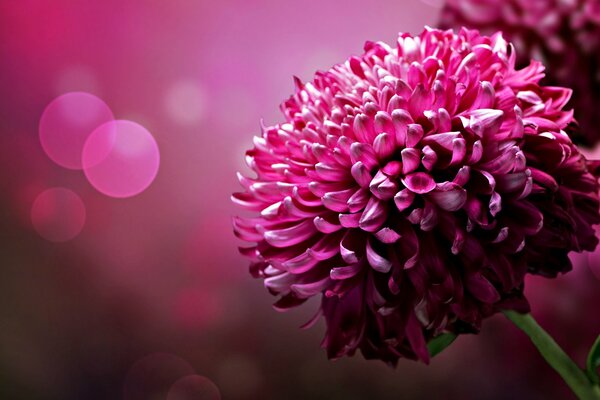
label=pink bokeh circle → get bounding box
[123,353,195,400]
[82,120,160,198]
[30,187,86,242]
[39,92,114,169]
[167,375,221,400]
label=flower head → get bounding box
[440,0,600,147]
[232,28,600,365]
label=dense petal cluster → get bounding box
[232,28,600,365]
[439,0,600,146]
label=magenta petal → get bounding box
[453,166,471,186]
[407,208,423,224]
[391,109,412,145]
[401,148,421,174]
[282,197,319,219]
[264,272,294,293]
[420,202,438,231]
[251,182,296,201]
[353,113,375,143]
[421,132,461,151]
[340,247,359,264]
[264,220,317,247]
[260,201,282,219]
[374,111,395,135]
[283,251,319,274]
[373,132,395,160]
[517,176,533,199]
[351,161,372,188]
[291,276,330,298]
[428,183,467,211]
[340,235,360,264]
[369,170,387,192]
[238,246,259,260]
[479,146,518,175]
[232,217,264,242]
[406,312,429,364]
[489,191,502,216]
[350,142,379,169]
[450,138,467,165]
[406,124,424,147]
[309,233,343,260]
[347,187,370,212]
[311,143,334,164]
[293,186,322,207]
[366,240,392,273]
[492,226,509,243]
[472,169,496,194]
[299,308,323,330]
[349,56,366,78]
[421,145,438,171]
[465,273,501,303]
[496,170,531,193]
[272,294,307,311]
[408,83,431,118]
[359,197,388,232]
[309,181,347,197]
[524,116,559,131]
[339,212,362,228]
[231,192,265,211]
[394,77,412,98]
[530,168,559,192]
[313,216,342,233]
[330,263,362,280]
[408,63,426,88]
[469,109,504,136]
[370,171,398,200]
[451,229,465,255]
[394,188,415,211]
[476,81,495,109]
[437,107,451,132]
[315,162,349,181]
[322,188,355,212]
[375,179,399,201]
[382,160,402,177]
[388,94,408,114]
[402,172,436,194]
[375,227,402,243]
[468,140,483,164]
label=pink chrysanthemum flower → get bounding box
[440,0,600,147]
[232,28,600,365]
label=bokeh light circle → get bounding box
[123,353,195,400]
[39,92,114,169]
[167,375,221,400]
[30,187,86,242]
[165,80,206,126]
[82,120,160,198]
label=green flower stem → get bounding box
[503,310,600,400]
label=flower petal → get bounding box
[428,183,467,211]
[366,240,392,273]
[359,197,388,232]
[402,172,436,194]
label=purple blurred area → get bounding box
[0,1,598,399]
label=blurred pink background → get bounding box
[1,1,598,399]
